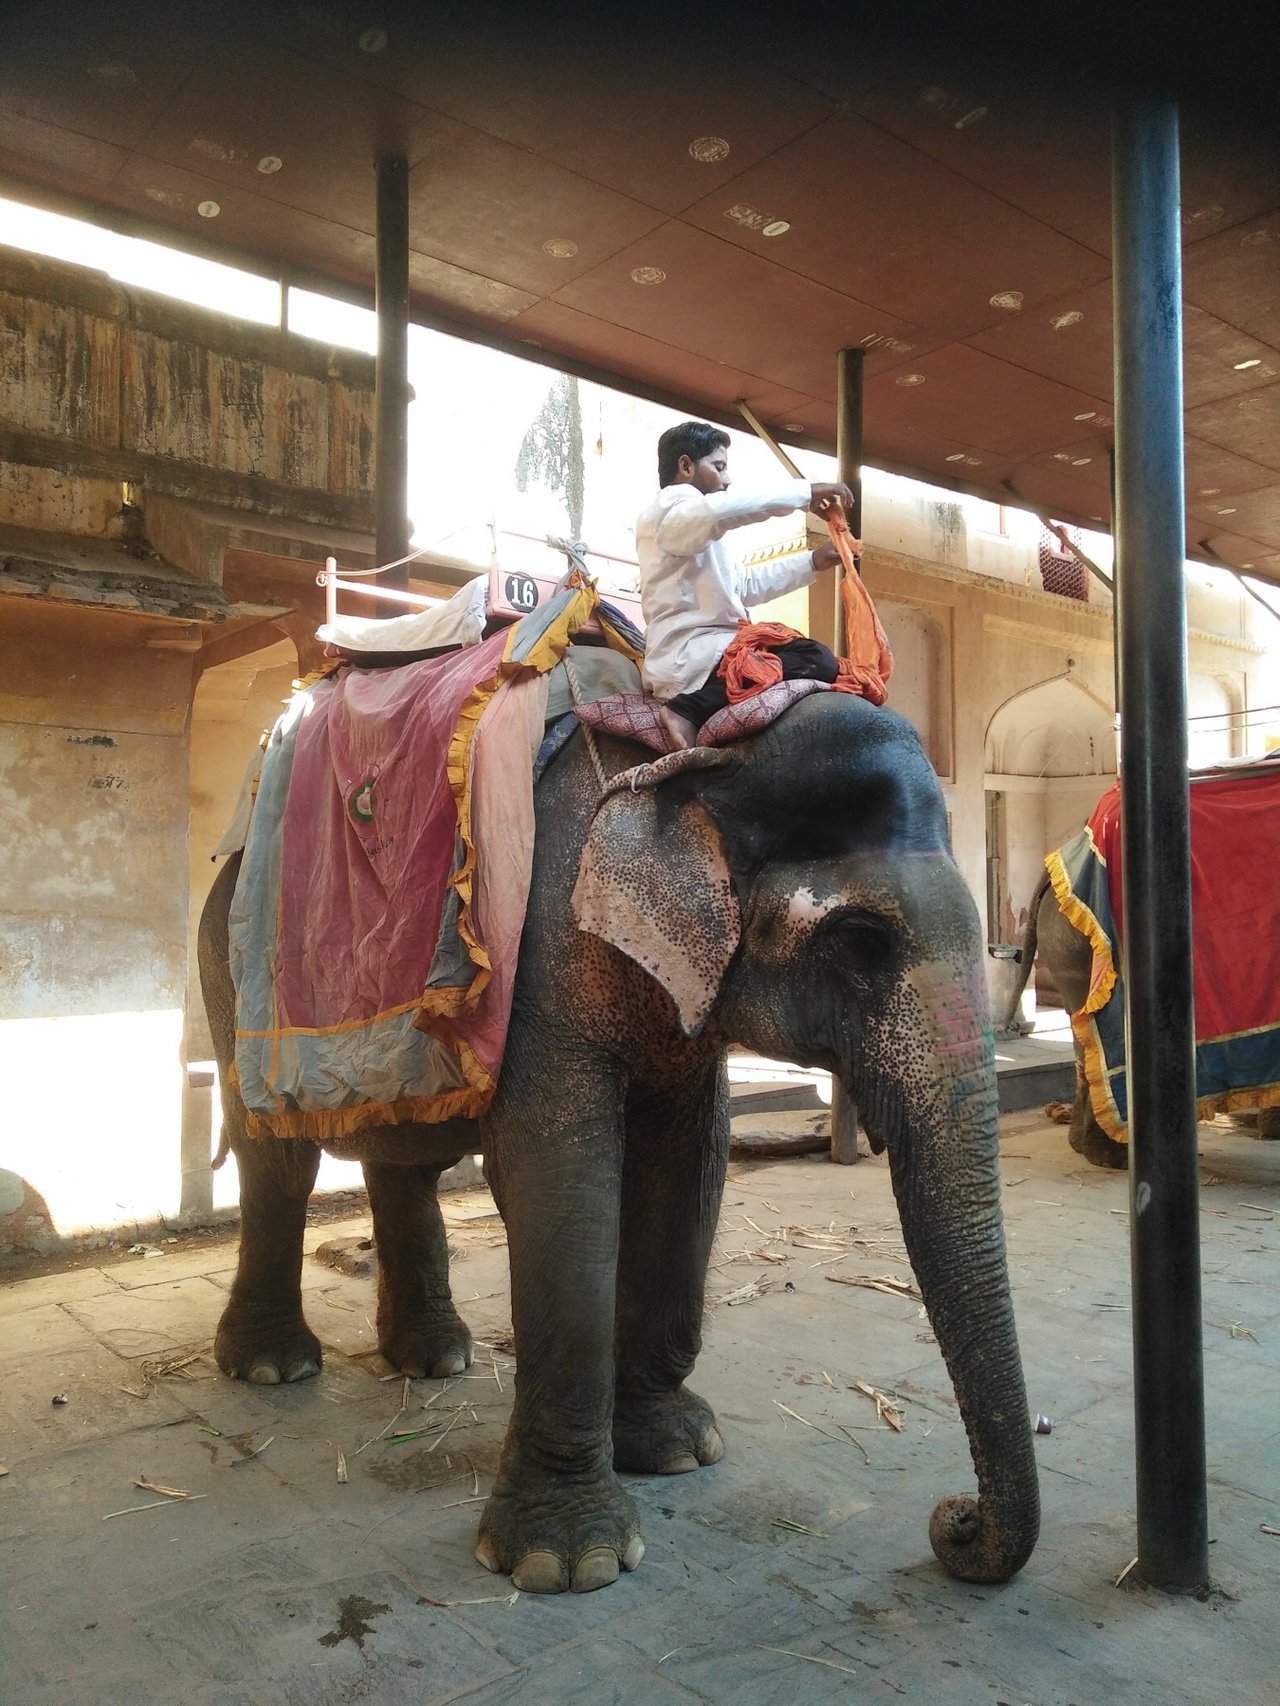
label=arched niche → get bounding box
[984,672,1117,989]
[1187,673,1241,768]
[985,673,1116,780]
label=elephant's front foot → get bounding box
[1069,1119,1129,1170]
[475,1450,644,1594]
[377,1306,474,1379]
[215,1301,322,1385]
[612,1385,724,1475]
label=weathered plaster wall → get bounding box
[0,601,190,1250]
[0,252,378,1252]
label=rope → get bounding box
[561,649,609,792]
[546,535,589,566]
[323,542,442,580]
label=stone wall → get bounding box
[0,249,375,544]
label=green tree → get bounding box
[514,374,585,539]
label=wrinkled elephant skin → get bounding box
[200,694,1039,1593]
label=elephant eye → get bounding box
[822,907,896,961]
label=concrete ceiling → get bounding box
[2,2,1278,579]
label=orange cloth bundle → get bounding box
[716,511,894,706]
[717,619,798,700]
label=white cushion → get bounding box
[316,573,488,654]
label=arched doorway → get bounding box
[984,670,1117,1015]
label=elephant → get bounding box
[199,689,1039,1593]
[998,867,1280,1168]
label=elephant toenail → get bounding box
[247,1364,281,1385]
[474,1536,502,1575]
[572,1548,620,1593]
[512,1551,570,1594]
[700,1427,724,1464]
[660,1452,700,1474]
[621,1535,645,1572]
[430,1352,468,1377]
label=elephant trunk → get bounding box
[867,963,1040,1583]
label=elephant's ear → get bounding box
[571,749,739,1036]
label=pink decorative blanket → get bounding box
[232,632,549,1138]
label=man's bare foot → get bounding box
[657,706,697,751]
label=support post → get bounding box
[1112,96,1208,1593]
[375,154,411,594]
[837,347,865,563]
[830,346,866,1165]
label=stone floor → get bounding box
[1,1110,1277,1705]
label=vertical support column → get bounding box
[830,346,866,1166]
[376,154,411,593]
[1112,96,1208,1592]
[837,346,865,557]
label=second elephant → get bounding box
[999,868,1280,1168]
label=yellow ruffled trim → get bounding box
[1045,846,1126,1141]
[1068,1009,1126,1141]
[1200,1082,1280,1121]
[1045,846,1116,1017]
[417,576,605,1034]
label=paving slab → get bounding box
[1,1108,1276,1705]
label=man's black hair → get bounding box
[657,421,731,487]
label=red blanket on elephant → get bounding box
[1047,764,1280,1139]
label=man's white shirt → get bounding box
[636,479,818,701]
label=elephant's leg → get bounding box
[611,1060,728,1475]
[216,1129,323,1384]
[364,1160,473,1378]
[475,1079,642,1595]
[201,852,322,1383]
[1066,1048,1128,1170]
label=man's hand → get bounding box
[810,542,842,574]
[809,481,854,517]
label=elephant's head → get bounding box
[572,693,1039,1583]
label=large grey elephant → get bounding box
[999,867,1280,1168]
[200,691,1039,1592]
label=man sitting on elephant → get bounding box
[636,420,854,750]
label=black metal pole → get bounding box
[375,154,411,593]
[830,346,866,1165]
[1112,96,1208,1593]
[838,346,865,550]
